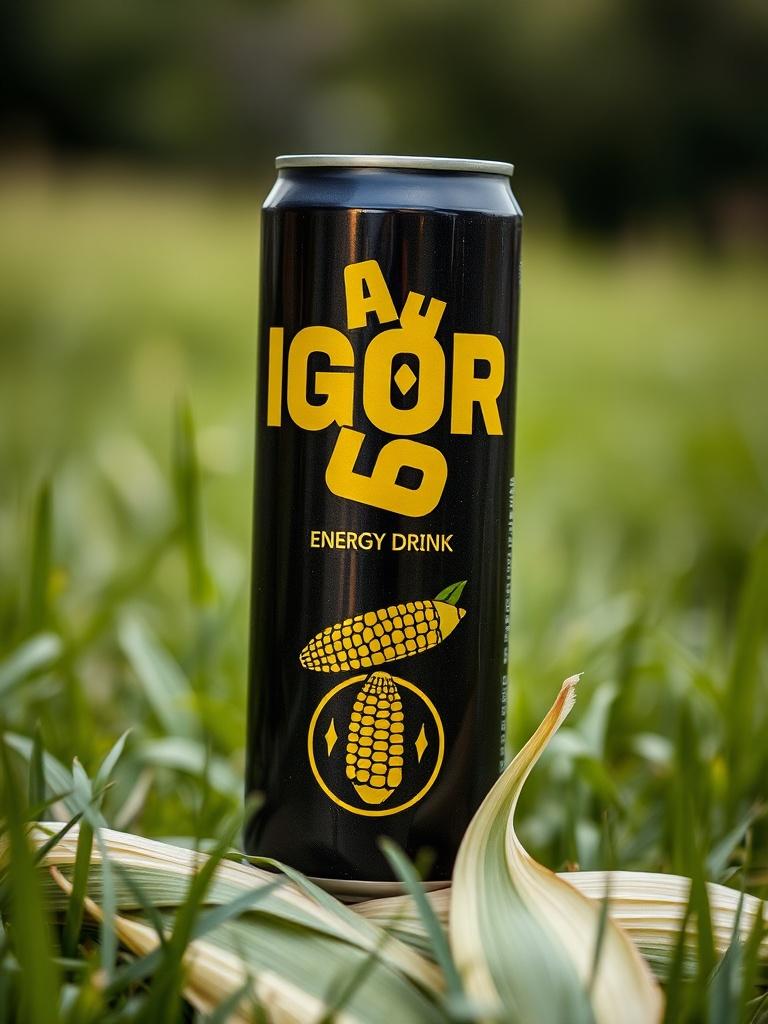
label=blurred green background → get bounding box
[0,0,767,878]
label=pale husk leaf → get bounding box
[355,876,768,981]
[449,676,663,1023]
[25,825,444,1024]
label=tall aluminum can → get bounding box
[245,155,522,893]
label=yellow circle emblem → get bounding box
[307,672,445,817]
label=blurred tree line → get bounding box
[2,0,767,236]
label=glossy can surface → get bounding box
[245,158,522,884]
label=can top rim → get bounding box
[275,154,514,176]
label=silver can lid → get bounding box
[275,154,514,176]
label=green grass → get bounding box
[0,168,767,1020]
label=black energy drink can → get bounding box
[245,155,521,891]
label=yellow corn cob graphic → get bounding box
[345,671,404,804]
[299,581,466,673]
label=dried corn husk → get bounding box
[449,676,663,1023]
[355,874,768,980]
[25,826,444,1024]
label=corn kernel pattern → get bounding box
[346,671,405,804]
[300,599,465,673]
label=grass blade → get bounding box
[32,814,85,865]
[28,722,46,815]
[61,816,94,958]
[0,634,62,699]
[140,814,243,1021]
[708,892,745,1024]
[379,839,465,1012]
[69,758,119,979]
[317,931,389,1024]
[118,618,199,740]
[250,856,442,994]
[741,897,767,1019]
[662,895,693,1024]
[93,729,131,797]
[0,736,60,1024]
[135,736,239,797]
[3,731,96,823]
[173,399,213,606]
[192,878,286,941]
[27,480,52,633]
[94,830,117,980]
[707,806,765,880]
[726,533,768,797]
[206,980,254,1024]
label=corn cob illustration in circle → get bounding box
[299,581,467,674]
[345,671,404,805]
